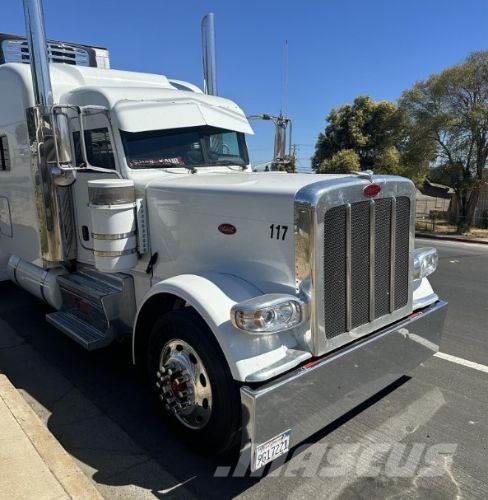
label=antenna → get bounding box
[281,40,288,116]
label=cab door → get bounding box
[70,112,121,264]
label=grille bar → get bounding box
[345,203,352,332]
[394,197,411,309]
[390,197,396,312]
[375,198,392,318]
[369,200,375,322]
[350,201,371,330]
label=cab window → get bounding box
[0,136,10,171]
[73,128,116,169]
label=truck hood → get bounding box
[143,172,352,295]
[143,172,351,222]
[141,171,408,296]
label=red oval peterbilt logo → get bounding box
[363,183,381,197]
[218,223,237,235]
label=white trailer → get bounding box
[0,0,446,470]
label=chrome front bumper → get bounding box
[240,300,447,471]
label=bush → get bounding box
[317,149,360,174]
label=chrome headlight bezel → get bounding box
[231,294,308,334]
[413,247,438,281]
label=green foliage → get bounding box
[271,154,296,173]
[400,51,488,231]
[317,149,360,174]
[312,96,431,182]
[311,51,488,231]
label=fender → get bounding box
[132,272,304,382]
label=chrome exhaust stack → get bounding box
[23,0,53,108]
[23,0,76,266]
[201,13,218,96]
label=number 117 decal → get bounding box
[269,224,288,241]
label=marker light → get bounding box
[413,247,438,280]
[363,183,381,197]
[231,294,306,334]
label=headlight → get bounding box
[231,294,306,334]
[413,247,438,280]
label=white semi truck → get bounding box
[0,0,446,471]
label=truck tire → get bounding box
[146,308,242,455]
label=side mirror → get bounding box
[51,105,118,177]
[51,106,80,171]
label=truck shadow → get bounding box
[0,282,256,497]
[0,282,409,498]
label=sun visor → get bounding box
[114,100,254,134]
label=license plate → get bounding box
[254,430,291,469]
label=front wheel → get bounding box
[146,308,242,454]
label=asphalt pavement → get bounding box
[0,238,486,499]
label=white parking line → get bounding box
[434,351,488,374]
[416,238,488,250]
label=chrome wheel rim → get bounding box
[156,339,213,430]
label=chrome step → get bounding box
[57,271,121,303]
[46,311,113,351]
[50,267,136,350]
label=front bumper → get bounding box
[240,299,447,471]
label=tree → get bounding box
[272,154,296,173]
[312,96,431,183]
[317,149,360,174]
[400,51,488,232]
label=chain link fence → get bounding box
[416,194,488,235]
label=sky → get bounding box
[2,0,487,171]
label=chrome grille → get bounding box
[323,196,410,340]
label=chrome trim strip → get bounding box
[369,200,376,322]
[88,186,136,206]
[345,203,352,332]
[294,203,313,289]
[390,196,397,313]
[93,248,137,257]
[91,231,136,241]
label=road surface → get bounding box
[0,238,486,498]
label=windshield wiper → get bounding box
[214,160,247,169]
[128,159,203,169]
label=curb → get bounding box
[0,374,103,500]
[416,232,488,245]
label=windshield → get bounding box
[120,125,249,169]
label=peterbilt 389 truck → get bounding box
[0,0,446,471]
